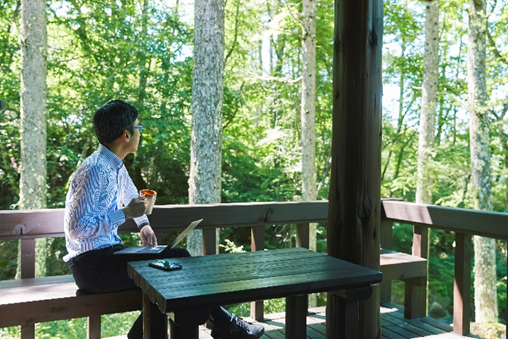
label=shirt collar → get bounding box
[98,144,124,171]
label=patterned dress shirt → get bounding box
[63,144,149,261]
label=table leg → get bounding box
[143,294,168,339]
[285,294,308,339]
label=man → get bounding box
[63,100,264,339]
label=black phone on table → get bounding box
[148,259,182,271]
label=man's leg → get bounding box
[208,306,264,339]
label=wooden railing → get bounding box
[0,201,327,323]
[1,200,506,336]
[381,199,508,336]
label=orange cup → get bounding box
[139,189,157,215]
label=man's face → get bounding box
[127,119,142,154]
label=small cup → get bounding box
[139,189,157,215]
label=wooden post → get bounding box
[203,228,217,255]
[297,223,310,249]
[286,295,308,339]
[454,232,471,336]
[87,315,101,339]
[20,238,35,279]
[379,219,393,304]
[327,0,383,337]
[20,238,36,339]
[250,226,265,321]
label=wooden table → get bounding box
[127,247,383,339]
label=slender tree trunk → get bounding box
[301,0,317,240]
[416,0,439,205]
[188,0,224,256]
[468,0,497,324]
[327,0,383,337]
[18,0,48,278]
[414,0,440,316]
[302,0,318,307]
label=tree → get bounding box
[188,0,225,256]
[301,0,317,233]
[301,0,318,307]
[416,0,439,206]
[18,0,48,278]
[467,0,497,324]
[414,0,440,315]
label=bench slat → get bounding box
[0,275,141,328]
[380,249,427,281]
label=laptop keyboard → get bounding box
[138,246,165,253]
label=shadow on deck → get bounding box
[106,304,481,339]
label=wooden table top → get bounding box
[127,247,382,314]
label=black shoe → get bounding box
[211,315,265,339]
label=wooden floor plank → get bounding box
[104,305,479,339]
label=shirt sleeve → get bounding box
[65,164,126,240]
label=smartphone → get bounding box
[148,259,182,271]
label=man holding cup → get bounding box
[63,100,264,339]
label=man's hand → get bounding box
[140,225,158,246]
[122,197,146,220]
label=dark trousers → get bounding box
[68,244,232,338]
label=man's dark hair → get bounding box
[93,100,139,144]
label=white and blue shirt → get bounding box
[63,144,149,261]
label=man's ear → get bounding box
[123,130,130,141]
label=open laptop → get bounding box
[115,219,203,255]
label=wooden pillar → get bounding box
[87,315,101,339]
[297,223,310,249]
[203,228,217,255]
[327,0,383,337]
[454,232,471,336]
[20,238,36,339]
[250,226,265,321]
[379,219,393,304]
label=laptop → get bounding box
[115,219,203,255]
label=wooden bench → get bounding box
[379,248,427,319]
[379,198,429,319]
[0,275,142,339]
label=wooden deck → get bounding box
[105,304,480,339]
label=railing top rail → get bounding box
[381,200,508,240]
[0,201,328,240]
[2,200,507,240]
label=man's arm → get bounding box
[66,165,127,240]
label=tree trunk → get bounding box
[468,0,497,324]
[327,0,383,337]
[17,0,48,279]
[414,0,440,316]
[302,0,318,307]
[301,0,317,207]
[416,0,439,205]
[188,0,224,256]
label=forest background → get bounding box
[1,0,508,337]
